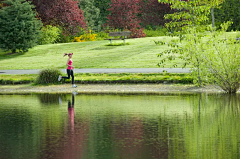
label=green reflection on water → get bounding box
[0,94,239,159]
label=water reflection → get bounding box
[0,94,240,159]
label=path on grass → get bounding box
[0,68,191,74]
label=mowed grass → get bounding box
[0,36,181,70]
[0,32,238,70]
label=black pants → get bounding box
[62,69,74,84]
[68,94,75,108]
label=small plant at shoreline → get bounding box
[36,68,61,85]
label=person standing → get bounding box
[58,53,77,88]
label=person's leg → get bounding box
[72,94,75,107]
[62,69,71,79]
[70,70,74,84]
[71,70,77,87]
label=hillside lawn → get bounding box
[0,36,181,70]
[0,32,238,70]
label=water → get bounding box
[0,93,240,159]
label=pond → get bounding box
[0,93,240,159]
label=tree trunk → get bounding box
[12,49,16,54]
[211,7,215,29]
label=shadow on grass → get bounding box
[91,46,117,50]
[0,49,25,61]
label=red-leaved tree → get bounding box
[30,0,86,34]
[140,0,173,28]
[107,0,146,38]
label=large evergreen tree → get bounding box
[0,0,42,53]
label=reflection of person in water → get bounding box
[68,94,75,132]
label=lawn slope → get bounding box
[0,37,179,69]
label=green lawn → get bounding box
[0,36,181,70]
[0,32,238,70]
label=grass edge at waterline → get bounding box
[0,73,193,85]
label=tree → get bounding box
[107,0,146,38]
[157,0,211,86]
[78,0,101,31]
[140,0,173,28]
[30,0,87,35]
[157,0,240,93]
[159,0,211,32]
[201,0,225,28]
[94,0,111,27]
[0,0,42,53]
[214,0,240,31]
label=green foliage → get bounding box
[78,0,101,31]
[94,0,111,26]
[157,21,240,93]
[0,0,42,53]
[55,27,74,43]
[214,0,240,31]
[36,68,61,85]
[236,33,240,38]
[0,73,193,85]
[159,0,211,32]
[144,26,168,37]
[38,25,60,45]
[95,31,109,41]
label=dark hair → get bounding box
[63,53,73,57]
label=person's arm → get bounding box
[66,59,70,67]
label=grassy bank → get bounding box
[0,36,181,69]
[0,32,238,70]
[0,73,193,85]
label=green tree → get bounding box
[94,0,111,27]
[0,0,42,53]
[214,0,240,31]
[158,0,211,86]
[157,0,240,93]
[159,0,211,32]
[201,0,225,28]
[78,0,101,31]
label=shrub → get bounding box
[95,31,109,41]
[73,30,97,42]
[144,26,168,37]
[38,25,60,45]
[36,68,61,84]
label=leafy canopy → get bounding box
[0,0,42,53]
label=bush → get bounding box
[36,68,61,84]
[38,25,60,45]
[144,26,168,37]
[73,30,97,42]
[95,31,109,41]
